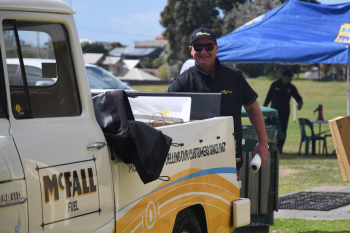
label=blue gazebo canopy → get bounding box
[217,0,350,64]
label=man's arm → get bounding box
[244,100,269,165]
[292,86,303,110]
[263,83,274,107]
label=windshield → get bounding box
[86,66,130,90]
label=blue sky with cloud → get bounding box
[62,0,350,47]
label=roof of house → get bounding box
[109,47,157,57]
[0,0,74,15]
[83,53,104,64]
[101,56,121,65]
[120,68,160,81]
[156,34,167,40]
[133,39,167,48]
[123,59,143,70]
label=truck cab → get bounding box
[0,1,115,232]
[0,1,250,232]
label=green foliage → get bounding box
[235,63,265,78]
[109,42,125,49]
[167,63,181,80]
[262,63,281,80]
[81,41,107,54]
[140,57,164,69]
[157,64,168,80]
[217,0,247,13]
[151,57,164,68]
[140,57,151,68]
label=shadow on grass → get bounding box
[280,153,337,160]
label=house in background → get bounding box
[123,59,144,70]
[133,39,167,49]
[119,68,160,81]
[108,47,161,60]
[83,53,124,76]
[83,53,104,65]
[108,38,167,60]
[100,56,123,76]
[82,36,167,82]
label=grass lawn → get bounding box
[271,218,350,233]
[278,153,348,196]
[131,80,350,232]
[131,85,169,92]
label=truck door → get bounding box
[2,19,115,232]
[0,52,28,232]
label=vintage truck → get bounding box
[0,1,250,232]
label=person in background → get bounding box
[168,27,269,170]
[264,69,303,154]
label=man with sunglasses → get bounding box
[168,27,269,170]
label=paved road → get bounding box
[275,186,350,220]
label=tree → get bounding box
[222,0,281,35]
[109,42,125,49]
[81,41,107,54]
[157,64,168,80]
[160,0,220,63]
[140,56,151,68]
[151,57,164,68]
[217,0,250,13]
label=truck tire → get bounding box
[172,208,203,233]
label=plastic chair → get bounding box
[298,118,328,156]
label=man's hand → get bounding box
[252,143,269,165]
[297,103,303,110]
[244,100,269,166]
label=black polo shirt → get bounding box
[263,78,303,117]
[168,58,258,169]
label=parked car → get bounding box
[85,63,134,95]
[6,58,133,95]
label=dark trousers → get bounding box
[277,114,289,153]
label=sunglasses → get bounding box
[191,43,216,52]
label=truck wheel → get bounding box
[172,208,203,233]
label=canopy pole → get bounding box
[346,64,350,116]
[293,99,296,123]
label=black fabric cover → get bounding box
[93,90,172,184]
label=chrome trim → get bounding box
[0,197,27,208]
[87,142,106,150]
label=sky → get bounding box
[61,0,350,48]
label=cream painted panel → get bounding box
[0,118,23,181]
[0,179,28,233]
